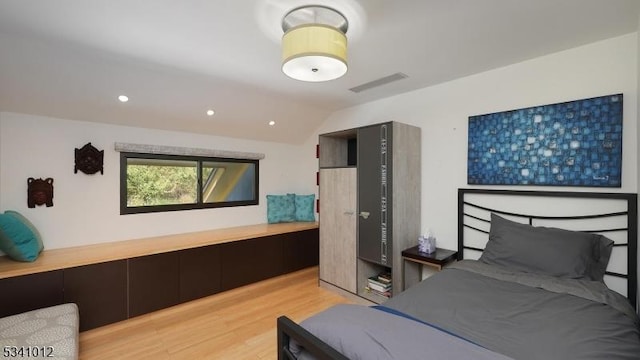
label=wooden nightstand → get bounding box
[401,246,458,290]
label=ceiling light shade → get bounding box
[281,6,348,82]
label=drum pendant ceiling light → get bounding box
[281,5,349,82]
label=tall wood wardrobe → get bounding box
[318,121,421,303]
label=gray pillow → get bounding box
[479,213,613,281]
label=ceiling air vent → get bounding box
[349,72,408,93]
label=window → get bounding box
[120,152,258,214]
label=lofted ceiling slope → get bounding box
[0,0,638,144]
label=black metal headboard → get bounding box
[458,188,638,309]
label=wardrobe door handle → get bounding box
[359,211,370,219]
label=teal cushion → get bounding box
[294,194,316,222]
[267,194,296,224]
[0,211,44,262]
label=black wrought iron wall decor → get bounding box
[75,142,104,175]
[27,177,54,208]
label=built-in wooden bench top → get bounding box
[0,222,318,280]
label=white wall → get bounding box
[0,112,314,250]
[637,18,640,311]
[0,33,637,273]
[0,113,2,208]
[305,33,639,253]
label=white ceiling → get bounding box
[0,0,638,144]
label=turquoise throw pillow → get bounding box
[0,211,44,262]
[294,194,316,222]
[267,194,296,224]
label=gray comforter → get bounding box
[291,303,514,360]
[293,260,640,359]
[384,260,640,359]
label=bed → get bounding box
[277,189,640,359]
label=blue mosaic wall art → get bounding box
[467,94,623,187]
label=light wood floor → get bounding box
[79,267,350,360]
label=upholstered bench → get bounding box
[0,303,79,360]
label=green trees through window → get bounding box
[120,153,258,214]
[126,159,198,206]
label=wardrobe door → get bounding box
[357,123,393,267]
[319,168,357,292]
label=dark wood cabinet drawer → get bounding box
[63,260,127,331]
[283,229,319,273]
[128,252,180,317]
[179,245,222,302]
[220,235,284,291]
[0,270,63,318]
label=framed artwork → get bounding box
[467,94,622,187]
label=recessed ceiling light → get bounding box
[206,109,215,116]
[268,121,276,126]
[118,95,129,103]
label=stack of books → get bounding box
[366,272,392,298]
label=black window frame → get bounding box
[120,152,259,215]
